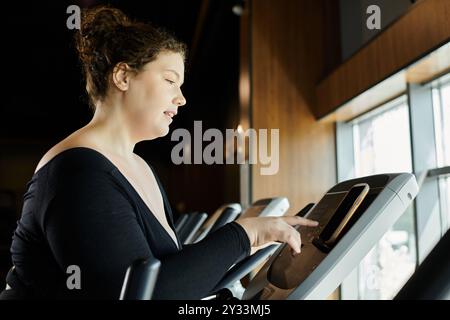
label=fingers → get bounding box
[238,216,317,253]
[281,225,302,254]
[283,216,319,227]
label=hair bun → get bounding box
[76,6,129,65]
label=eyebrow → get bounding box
[165,69,184,85]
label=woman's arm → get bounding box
[44,165,249,299]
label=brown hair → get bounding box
[75,5,187,110]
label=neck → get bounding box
[83,99,137,161]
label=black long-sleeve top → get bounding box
[3,147,250,299]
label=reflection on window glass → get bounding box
[433,83,450,167]
[432,79,450,230]
[442,84,450,166]
[352,98,416,299]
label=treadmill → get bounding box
[243,173,418,300]
[207,197,290,297]
[192,203,242,243]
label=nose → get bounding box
[173,91,187,107]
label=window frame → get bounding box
[336,74,450,299]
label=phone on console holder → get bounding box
[312,183,369,253]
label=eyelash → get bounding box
[166,79,176,85]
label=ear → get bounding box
[111,62,132,92]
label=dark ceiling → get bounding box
[1,0,241,158]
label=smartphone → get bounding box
[314,183,370,251]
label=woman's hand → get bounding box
[235,216,319,255]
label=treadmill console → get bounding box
[243,173,418,300]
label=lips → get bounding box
[164,111,176,118]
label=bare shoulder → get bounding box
[34,143,70,174]
[34,131,95,174]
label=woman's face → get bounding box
[123,51,186,141]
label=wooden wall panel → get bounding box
[249,0,336,216]
[316,0,450,119]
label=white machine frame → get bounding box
[243,173,418,300]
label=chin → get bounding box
[138,125,170,141]
[158,126,170,137]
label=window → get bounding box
[337,71,450,300]
[432,74,450,231]
[353,97,412,176]
[350,97,417,299]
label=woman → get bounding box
[0,5,318,299]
